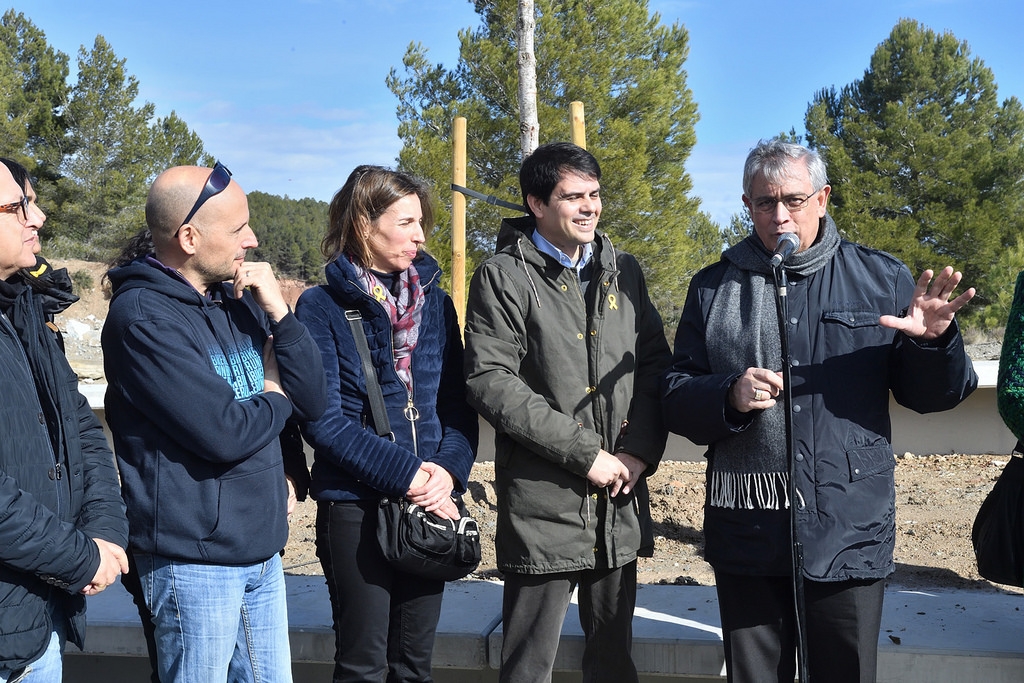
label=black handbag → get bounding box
[972,450,1024,587]
[345,310,481,582]
[376,495,481,582]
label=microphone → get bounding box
[769,232,800,268]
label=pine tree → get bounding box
[42,35,154,257]
[151,112,213,170]
[0,11,70,181]
[247,191,328,283]
[805,19,1024,327]
[47,36,210,259]
[387,0,715,320]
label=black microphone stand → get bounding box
[772,263,810,683]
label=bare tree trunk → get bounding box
[517,0,539,157]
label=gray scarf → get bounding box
[704,215,841,509]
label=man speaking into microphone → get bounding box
[769,231,800,268]
[661,139,977,683]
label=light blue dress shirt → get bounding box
[531,229,594,279]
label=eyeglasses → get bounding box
[0,196,29,220]
[749,189,821,214]
[175,162,232,236]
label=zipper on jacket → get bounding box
[572,275,586,306]
[347,275,426,458]
[614,419,629,452]
[404,386,420,459]
[2,310,66,514]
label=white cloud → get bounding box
[196,117,401,201]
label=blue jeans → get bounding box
[134,551,292,683]
[0,609,65,683]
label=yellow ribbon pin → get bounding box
[372,284,387,302]
[607,294,618,310]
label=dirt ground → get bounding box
[281,455,1022,595]
[52,259,1021,594]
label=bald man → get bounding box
[101,164,326,683]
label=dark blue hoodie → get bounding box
[101,258,326,564]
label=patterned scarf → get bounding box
[704,215,841,509]
[352,258,425,392]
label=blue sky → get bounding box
[23,0,1024,227]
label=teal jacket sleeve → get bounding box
[998,271,1024,442]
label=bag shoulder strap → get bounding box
[345,309,393,440]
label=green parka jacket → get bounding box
[464,216,670,573]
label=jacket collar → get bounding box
[324,251,442,304]
[496,215,616,273]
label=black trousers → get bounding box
[715,571,885,683]
[499,562,639,683]
[316,500,445,683]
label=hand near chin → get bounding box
[233,261,289,321]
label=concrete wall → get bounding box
[80,360,1015,462]
[474,361,1015,461]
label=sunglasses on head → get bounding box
[174,162,232,236]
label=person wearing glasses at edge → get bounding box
[293,166,477,683]
[661,139,978,683]
[101,163,326,683]
[0,157,129,683]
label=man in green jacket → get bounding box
[464,142,671,682]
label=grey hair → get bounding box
[742,139,828,196]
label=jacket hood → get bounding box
[106,257,217,309]
[0,255,79,317]
[494,215,620,304]
[495,215,535,254]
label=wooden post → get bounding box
[451,117,468,330]
[570,101,586,149]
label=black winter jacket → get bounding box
[663,238,977,580]
[0,264,128,670]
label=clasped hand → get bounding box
[81,538,129,596]
[586,450,646,497]
[407,462,460,520]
